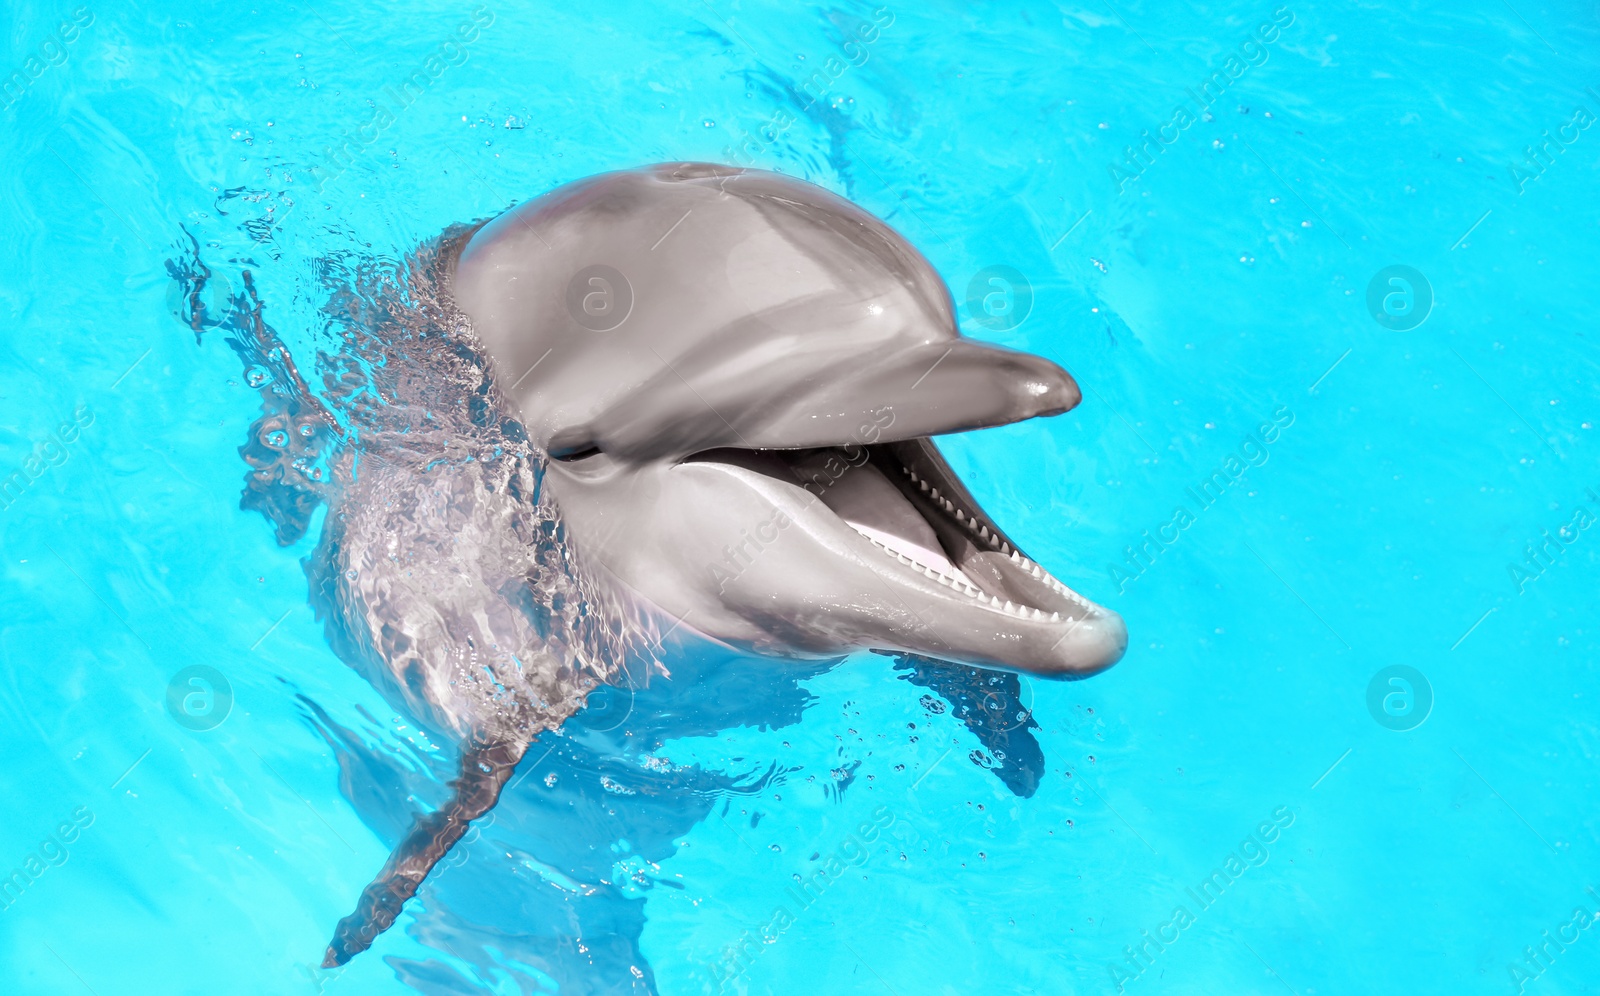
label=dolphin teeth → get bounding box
[919,480,930,492]
[1030,564,1043,578]
[978,524,989,538]
[1050,611,1061,622]
[930,488,941,500]
[1003,600,1016,613]
[1032,608,1045,620]
[956,510,965,522]
[989,534,1001,548]
[1010,550,1021,563]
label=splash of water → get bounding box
[172,224,659,746]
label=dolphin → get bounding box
[256,163,1126,966]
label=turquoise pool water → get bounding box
[4,1,1599,993]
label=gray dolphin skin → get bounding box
[322,162,1125,965]
[455,162,1126,673]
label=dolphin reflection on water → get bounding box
[170,163,1125,974]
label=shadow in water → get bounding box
[292,654,1043,993]
[886,653,1045,798]
[297,641,831,994]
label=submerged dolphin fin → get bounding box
[322,739,528,967]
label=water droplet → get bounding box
[245,366,272,388]
[298,423,314,437]
[344,568,358,581]
[702,118,716,128]
[265,429,288,447]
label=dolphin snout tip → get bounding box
[1045,608,1127,679]
[1024,359,1081,419]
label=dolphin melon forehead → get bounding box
[452,164,957,441]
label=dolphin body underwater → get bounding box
[177,162,1126,967]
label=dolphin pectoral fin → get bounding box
[886,653,1046,798]
[321,739,528,967]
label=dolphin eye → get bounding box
[550,442,602,462]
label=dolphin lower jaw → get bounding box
[588,435,1126,678]
[832,440,1125,677]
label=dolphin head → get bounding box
[452,163,1126,678]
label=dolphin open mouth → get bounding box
[681,436,1126,676]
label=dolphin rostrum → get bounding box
[319,162,1126,965]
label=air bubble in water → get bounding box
[245,366,272,388]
